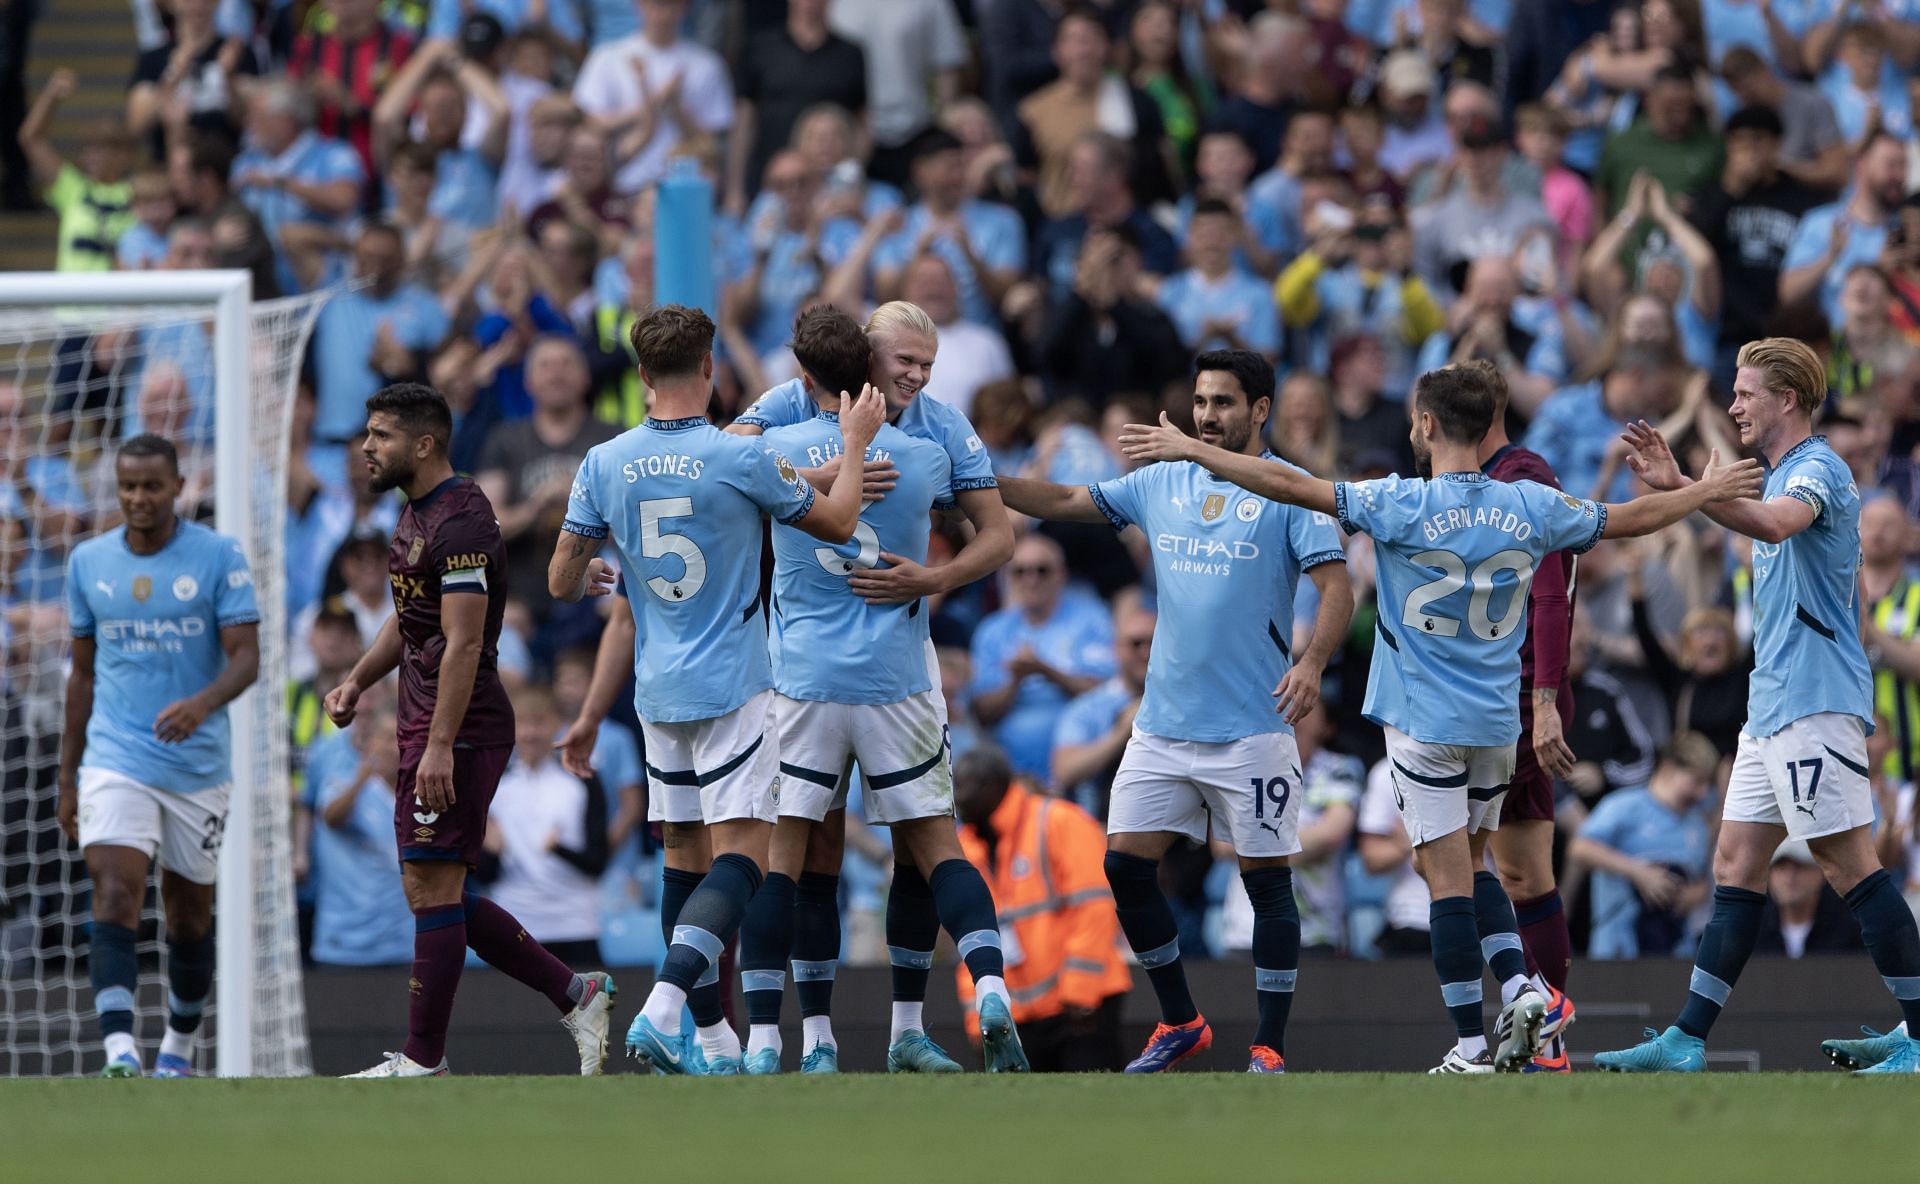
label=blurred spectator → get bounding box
[1017,6,1175,218]
[1271,372,1340,477]
[1564,605,1661,806]
[1718,48,1849,192]
[1780,129,1906,327]
[1280,202,1442,393]
[310,222,449,443]
[1818,21,1913,149]
[1631,563,1751,759]
[288,604,356,813]
[726,0,867,210]
[586,232,655,425]
[372,39,510,232]
[1396,0,1499,93]
[1209,11,1311,174]
[20,69,134,275]
[1594,64,1725,218]
[1050,594,1154,819]
[288,0,418,179]
[1580,173,1721,369]
[724,148,857,375]
[939,96,1025,212]
[481,686,607,965]
[1339,102,1407,211]
[304,686,413,967]
[1128,0,1211,171]
[573,0,734,194]
[1376,49,1447,181]
[1410,115,1553,300]
[900,254,1014,420]
[116,168,178,271]
[971,533,1116,780]
[127,0,262,161]
[471,243,580,420]
[1034,132,1179,306]
[291,523,395,683]
[1406,83,1539,205]
[1356,756,1429,954]
[1755,841,1865,957]
[954,746,1129,1072]
[827,0,967,187]
[939,645,987,760]
[380,142,466,292]
[979,0,1065,132]
[1038,223,1187,402]
[550,645,645,855]
[1863,496,1920,784]
[1514,103,1595,276]
[1420,254,1569,415]
[873,129,1026,330]
[1156,197,1278,358]
[1220,703,1361,957]
[1570,730,1719,959]
[0,382,88,605]
[476,336,620,611]
[1247,108,1335,257]
[501,94,580,218]
[1525,344,1676,502]
[232,78,366,294]
[1328,336,1419,476]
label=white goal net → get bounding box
[0,272,326,1076]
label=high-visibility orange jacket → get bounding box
[956,783,1132,1029]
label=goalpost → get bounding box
[0,271,326,1077]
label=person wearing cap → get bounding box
[872,128,1026,329]
[426,0,584,58]
[290,522,396,685]
[1569,730,1720,959]
[1756,840,1865,958]
[1377,48,1450,181]
[18,68,133,275]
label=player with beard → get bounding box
[327,383,617,1078]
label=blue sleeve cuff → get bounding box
[561,519,608,539]
[776,482,817,526]
[1333,483,1356,534]
[1573,503,1607,554]
[1087,484,1129,531]
[218,613,262,628]
[1783,486,1824,518]
[734,414,774,429]
[952,476,999,492]
[1299,550,1346,571]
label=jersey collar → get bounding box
[1438,470,1489,483]
[814,408,841,422]
[409,475,461,508]
[645,415,708,432]
[1774,434,1827,469]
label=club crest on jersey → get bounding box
[172,575,198,601]
[133,576,151,602]
[1236,498,1261,522]
[407,536,425,565]
[1202,494,1226,521]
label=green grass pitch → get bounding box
[3,1074,1909,1183]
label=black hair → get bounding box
[1723,104,1784,138]
[1411,365,1497,445]
[365,383,453,454]
[789,305,871,399]
[117,433,180,475]
[1190,196,1237,221]
[1194,349,1275,406]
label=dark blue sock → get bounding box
[1430,896,1485,1039]
[886,862,939,1002]
[929,858,1003,982]
[792,871,839,1019]
[660,854,762,994]
[1675,885,1766,1040]
[1242,867,1299,1055]
[739,872,794,1027]
[660,866,725,1026]
[1105,851,1198,1025]
[1845,869,1920,1031]
[1472,870,1530,992]
[90,921,139,1039]
[165,931,214,1034]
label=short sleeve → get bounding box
[938,408,996,491]
[67,552,94,638]
[214,539,261,626]
[1578,792,1632,847]
[562,453,608,538]
[1288,504,1347,571]
[430,506,500,595]
[1779,455,1834,520]
[1334,475,1413,538]
[1521,480,1607,556]
[734,380,812,431]
[736,444,815,525]
[1089,468,1148,532]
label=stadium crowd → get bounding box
[8,0,1920,989]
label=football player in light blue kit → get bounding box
[547,304,883,1074]
[728,301,1018,1071]
[1600,337,1920,1075]
[1121,362,1762,1072]
[999,349,1354,1075]
[59,435,261,1078]
[736,306,1027,1075]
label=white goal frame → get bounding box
[0,270,265,1076]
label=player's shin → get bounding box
[1242,867,1298,1058]
[741,872,796,1058]
[1103,851,1199,1025]
[1513,889,1571,994]
[1429,897,1487,1056]
[1674,885,1766,1039]
[792,871,841,1052]
[929,859,1006,1006]
[1473,871,1533,1005]
[158,930,213,1066]
[1844,869,1920,1034]
[405,904,467,1069]
[886,862,940,1042]
[462,894,583,1013]
[644,854,763,1034]
[89,921,140,1067]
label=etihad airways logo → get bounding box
[1156,534,1260,561]
[98,617,207,641]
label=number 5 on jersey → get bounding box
[639,497,706,601]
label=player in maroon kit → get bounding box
[324,383,618,1077]
[1471,360,1578,1072]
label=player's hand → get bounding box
[1118,413,1196,464]
[154,695,212,744]
[1532,698,1576,780]
[583,557,617,597]
[1697,448,1765,502]
[848,551,943,605]
[806,454,899,502]
[554,716,600,779]
[323,678,362,727]
[1271,660,1321,724]
[839,383,886,451]
[416,743,458,812]
[1620,420,1686,491]
[57,776,78,844]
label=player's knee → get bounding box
[91,877,142,927]
[1103,849,1158,895]
[1710,842,1768,893]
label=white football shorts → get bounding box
[1381,726,1516,846]
[643,690,780,825]
[1107,728,1304,858]
[1724,712,1874,841]
[77,766,229,884]
[773,690,952,825]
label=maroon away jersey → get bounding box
[1485,444,1574,703]
[388,477,514,751]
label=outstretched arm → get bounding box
[997,475,1110,524]
[1620,420,1817,544]
[1601,447,1764,538]
[1118,413,1337,516]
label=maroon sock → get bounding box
[463,894,579,1013]
[1514,890,1572,993]
[404,905,467,1067]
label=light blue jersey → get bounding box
[763,411,954,703]
[737,378,997,493]
[1580,784,1713,959]
[1335,473,1607,746]
[1747,435,1874,737]
[563,415,815,724]
[1092,453,1346,743]
[67,521,259,793]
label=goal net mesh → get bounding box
[0,289,327,1076]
